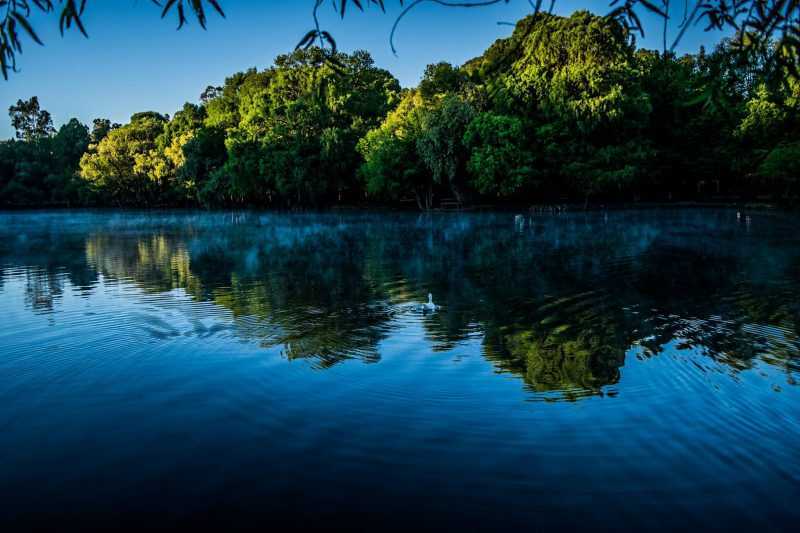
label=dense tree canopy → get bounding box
[2,11,799,209]
[198,48,400,207]
[0,109,89,205]
[79,112,170,205]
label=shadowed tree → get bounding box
[89,118,118,145]
[417,94,475,204]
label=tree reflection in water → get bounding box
[1,209,798,398]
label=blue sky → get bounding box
[0,0,727,139]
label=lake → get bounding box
[1,209,798,530]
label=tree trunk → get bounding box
[415,184,434,211]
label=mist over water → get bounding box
[1,209,799,530]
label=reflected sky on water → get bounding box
[1,209,799,530]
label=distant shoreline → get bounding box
[0,200,792,213]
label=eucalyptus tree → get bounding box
[2,99,89,205]
[9,96,54,141]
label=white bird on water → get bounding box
[421,293,438,313]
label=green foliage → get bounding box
[180,126,226,204]
[467,12,649,128]
[419,62,466,99]
[416,95,475,203]
[0,110,89,206]
[463,112,534,197]
[357,91,430,208]
[4,11,800,209]
[204,47,400,206]
[561,141,653,201]
[90,118,118,144]
[9,96,55,141]
[79,112,169,204]
[759,143,800,195]
[736,82,798,148]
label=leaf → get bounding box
[296,29,318,50]
[160,0,179,19]
[207,0,225,18]
[638,0,667,18]
[58,1,88,37]
[11,11,43,45]
[177,3,187,29]
[321,30,338,53]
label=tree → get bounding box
[734,73,800,176]
[1,110,90,206]
[634,49,697,195]
[758,143,800,197]
[79,111,168,204]
[90,118,118,145]
[419,62,466,99]
[47,118,91,204]
[478,12,648,129]
[357,91,431,208]
[201,85,222,104]
[562,141,653,205]
[52,118,89,170]
[5,9,800,209]
[463,11,652,202]
[204,47,399,207]
[463,112,535,197]
[9,96,55,141]
[180,125,227,204]
[0,139,49,204]
[416,95,475,204]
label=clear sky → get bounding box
[0,0,727,139]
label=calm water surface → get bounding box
[1,209,799,530]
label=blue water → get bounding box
[0,209,798,530]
